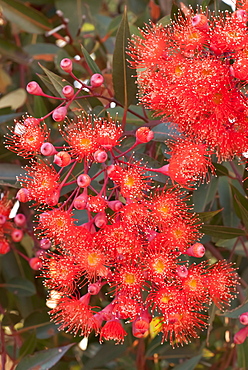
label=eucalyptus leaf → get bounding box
[201,225,246,239]
[4,277,36,297]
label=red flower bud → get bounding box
[192,14,209,31]
[60,58,73,73]
[136,127,154,143]
[23,117,40,126]
[94,211,107,228]
[0,240,10,254]
[62,85,74,99]
[234,325,248,344]
[52,107,67,122]
[16,188,29,203]
[94,149,108,163]
[176,265,188,278]
[54,151,71,167]
[11,229,23,242]
[26,81,44,95]
[240,312,248,326]
[74,194,88,210]
[90,73,104,88]
[14,213,26,227]
[0,214,6,225]
[185,243,205,258]
[77,174,91,188]
[29,257,42,270]
[40,238,51,250]
[107,200,123,212]
[41,142,57,156]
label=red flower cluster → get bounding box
[128,7,248,161]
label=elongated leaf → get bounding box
[3,277,36,297]
[234,195,248,232]
[112,6,137,108]
[218,176,239,228]
[218,300,248,318]
[81,45,102,75]
[198,209,223,222]
[84,342,127,370]
[0,0,51,34]
[173,354,202,370]
[0,163,25,186]
[16,344,74,370]
[201,225,246,239]
[0,112,24,124]
[237,341,248,370]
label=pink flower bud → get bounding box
[23,117,40,126]
[90,73,104,88]
[62,85,74,99]
[234,325,248,344]
[240,312,248,326]
[40,238,51,250]
[26,81,44,95]
[186,243,205,258]
[54,151,71,167]
[94,211,107,228]
[74,194,87,210]
[0,240,10,254]
[14,213,26,228]
[132,311,152,338]
[29,257,42,270]
[41,142,57,156]
[176,265,188,278]
[60,58,73,73]
[107,200,123,212]
[52,107,67,122]
[88,282,103,295]
[232,9,248,25]
[36,249,46,258]
[155,164,170,175]
[0,214,6,225]
[94,149,108,163]
[136,127,154,143]
[192,14,209,31]
[16,188,29,203]
[11,229,23,242]
[77,174,91,188]
[45,190,60,207]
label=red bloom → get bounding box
[100,319,127,344]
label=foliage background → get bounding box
[1,0,248,369]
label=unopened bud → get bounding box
[23,117,40,126]
[41,142,57,156]
[29,257,42,270]
[136,127,154,143]
[14,213,26,227]
[0,214,6,225]
[94,149,108,163]
[192,14,209,31]
[132,311,152,338]
[40,238,51,250]
[240,312,248,326]
[45,190,60,206]
[52,107,67,122]
[176,265,188,278]
[74,194,87,210]
[11,229,23,242]
[94,211,107,228]
[77,174,91,188]
[90,73,104,88]
[107,200,123,212]
[88,282,102,295]
[16,188,29,203]
[155,164,170,176]
[0,240,10,254]
[186,243,205,258]
[62,85,74,99]
[234,325,248,344]
[54,151,71,167]
[60,58,73,73]
[26,81,44,95]
[232,9,248,25]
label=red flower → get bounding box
[100,319,127,344]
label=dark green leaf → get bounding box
[84,342,127,370]
[4,277,36,297]
[0,112,24,124]
[158,15,171,26]
[112,6,137,108]
[19,331,37,358]
[198,209,223,222]
[0,163,25,186]
[193,177,219,213]
[234,195,248,232]
[201,225,246,239]
[213,162,229,176]
[81,45,102,75]
[218,176,240,228]
[237,340,248,370]
[173,354,202,370]
[16,344,74,370]
[218,300,248,318]
[0,0,51,34]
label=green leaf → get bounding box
[218,176,240,228]
[201,225,246,239]
[218,300,248,318]
[16,344,74,370]
[237,340,248,370]
[81,45,102,75]
[158,15,171,26]
[19,331,37,358]
[84,342,127,370]
[193,177,219,213]
[0,0,51,34]
[173,354,202,370]
[24,311,58,339]
[213,162,229,176]
[112,6,137,108]
[198,209,223,222]
[0,112,24,124]
[234,195,248,232]
[3,277,36,297]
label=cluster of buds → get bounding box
[234,312,248,344]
